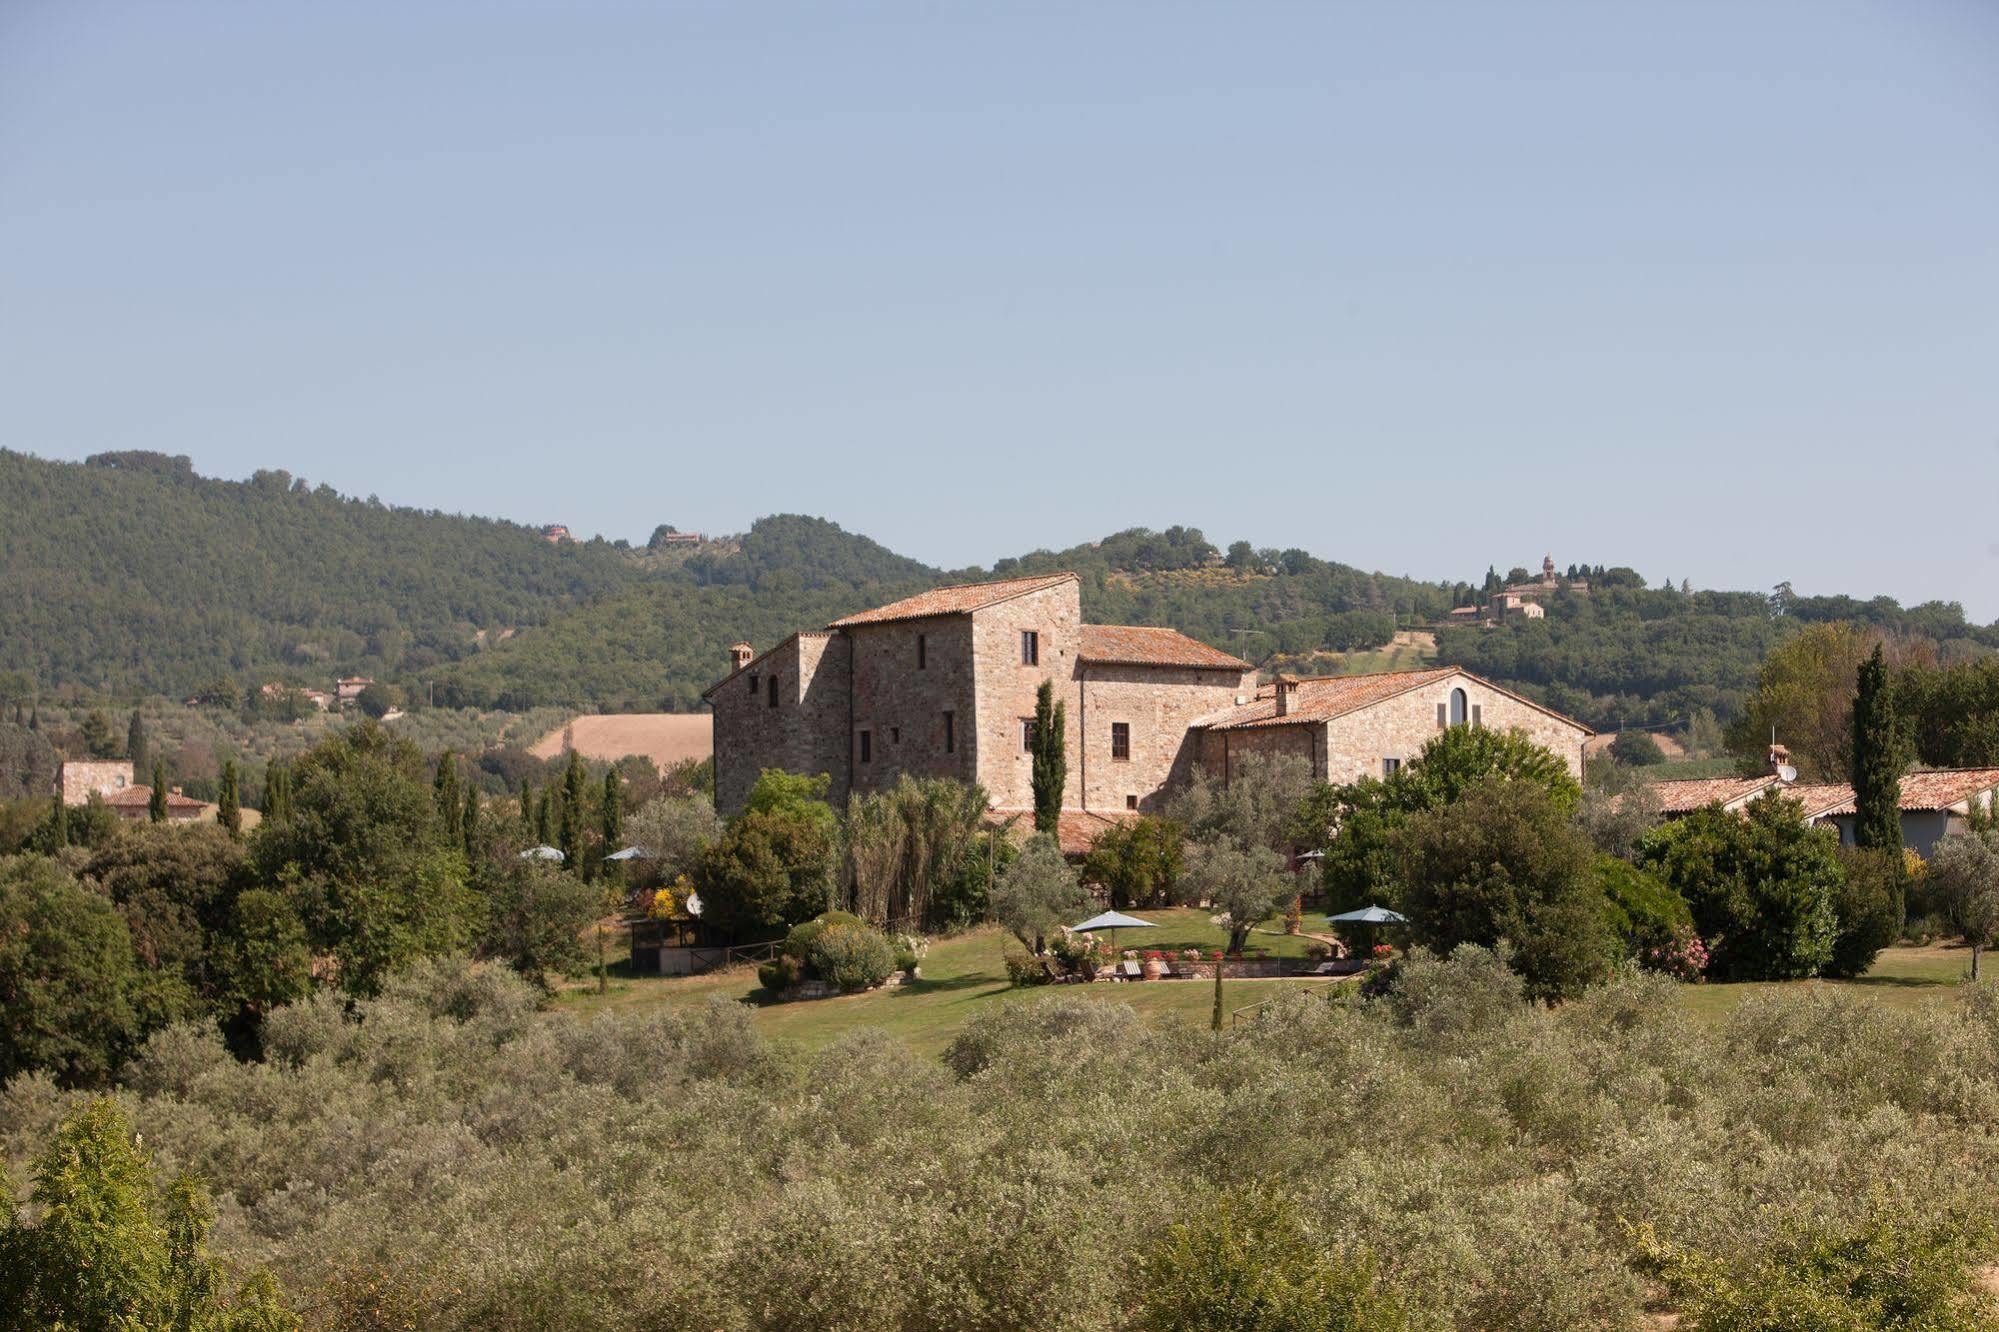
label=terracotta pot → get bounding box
[1141,957,1166,981]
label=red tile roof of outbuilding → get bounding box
[1078,625,1250,671]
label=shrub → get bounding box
[1825,848,1905,979]
[1608,730,1667,765]
[1139,1191,1407,1332]
[805,920,896,993]
[1002,945,1052,988]
[757,953,802,994]
[1631,1199,1997,1331]
[1596,856,1692,955]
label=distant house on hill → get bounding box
[539,524,573,544]
[102,783,207,823]
[57,759,134,805]
[335,676,374,705]
[649,525,703,548]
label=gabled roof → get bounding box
[988,807,1134,856]
[1644,775,1782,815]
[1192,667,1590,735]
[700,630,834,701]
[103,785,207,813]
[1079,624,1251,672]
[827,573,1077,628]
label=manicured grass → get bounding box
[556,909,1337,1056]
[557,921,1983,1057]
[1675,943,1978,1023]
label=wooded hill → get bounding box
[4,449,1993,729]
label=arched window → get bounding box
[1449,687,1468,727]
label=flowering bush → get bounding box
[1371,943,1393,959]
[1639,927,1709,983]
[1182,949,1201,961]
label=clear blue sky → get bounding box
[4,2,1997,615]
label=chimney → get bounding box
[729,642,754,674]
[1273,674,1300,718]
[1767,743,1792,778]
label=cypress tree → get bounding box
[559,750,589,875]
[217,759,241,839]
[434,750,462,843]
[264,760,291,823]
[519,779,535,836]
[148,762,168,823]
[600,769,625,887]
[52,792,70,848]
[126,709,147,773]
[1210,955,1224,1032]
[28,701,38,730]
[1030,680,1066,835]
[536,788,553,845]
[1852,644,1904,851]
[462,781,481,857]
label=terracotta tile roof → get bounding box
[103,785,207,813]
[1078,624,1250,672]
[828,573,1078,627]
[988,807,1134,856]
[1196,668,1466,731]
[1786,769,1999,818]
[1643,775,1781,815]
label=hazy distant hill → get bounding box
[5,449,1993,729]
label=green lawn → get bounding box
[1675,944,1978,1022]
[558,919,1985,1057]
[557,908,1338,1056]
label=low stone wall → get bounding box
[771,968,917,1003]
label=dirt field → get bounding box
[1585,729,1687,758]
[529,713,712,769]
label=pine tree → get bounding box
[81,709,115,758]
[434,750,462,844]
[1852,644,1904,851]
[148,762,168,823]
[1030,680,1066,835]
[126,710,147,773]
[217,760,241,839]
[559,750,589,876]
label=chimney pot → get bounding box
[1274,674,1300,718]
[728,642,754,674]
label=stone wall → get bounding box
[58,759,135,805]
[970,582,1083,812]
[847,617,977,801]
[1318,673,1588,785]
[1078,664,1253,813]
[711,632,852,815]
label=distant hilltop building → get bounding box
[539,523,574,544]
[335,676,374,705]
[706,573,1590,849]
[1448,554,1589,626]
[649,524,703,548]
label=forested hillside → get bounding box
[6,450,1994,728]
[0,449,640,695]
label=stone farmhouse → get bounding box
[57,759,136,805]
[705,573,1592,849]
[1647,756,1999,859]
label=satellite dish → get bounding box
[684,891,703,918]
[1778,764,1797,783]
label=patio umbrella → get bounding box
[1327,905,1406,924]
[1071,909,1156,957]
[603,846,651,862]
[518,845,565,861]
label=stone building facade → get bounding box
[57,759,136,805]
[705,574,1256,826]
[706,576,1593,844]
[1193,668,1591,787]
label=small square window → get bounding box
[1383,757,1401,778]
[1125,794,1138,811]
[917,634,927,669]
[1021,630,1039,666]
[859,730,872,763]
[1111,722,1130,761]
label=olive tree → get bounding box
[1927,829,1999,981]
